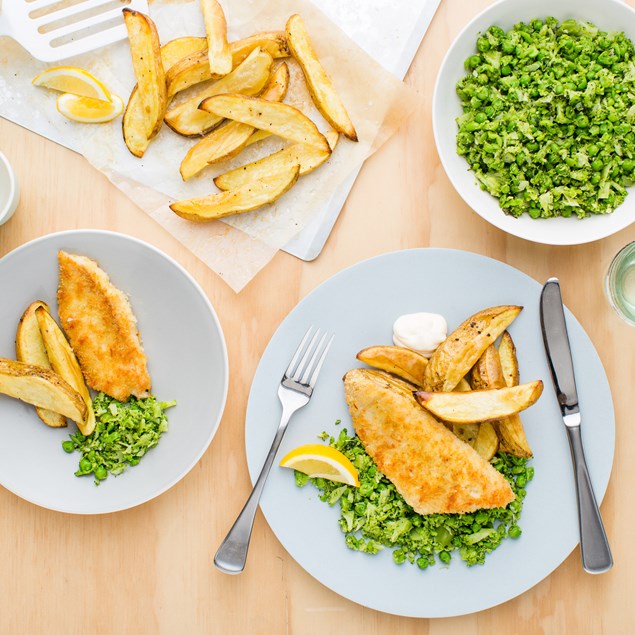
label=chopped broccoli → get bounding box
[456,18,635,219]
[62,393,176,484]
[297,428,532,569]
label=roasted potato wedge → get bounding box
[15,301,66,428]
[161,36,207,70]
[286,14,358,142]
[200,94,330,151]
[230,32,289,66]
[244,129,272,147]
[166,33,289,99]
[423,305,522,392]
[499,331,520,388]
[214,130,338,190]
[356,345,428,388]
[170,165,300,221]
[125,36,209,156]
[122,9,167,145]
[36,308,95,436]
[470,343,532,458]
[201,0,232,76]
[165,47,273,137]
[470,344,506,391]
[180,63,289,179]
[473,422,499,462]
[166,50,222,99]
[0,358,86,424]
[414,381,543,424]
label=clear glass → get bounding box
[606,241,635,326]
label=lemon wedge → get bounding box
[56,93,124,124]
[280,443,360,487]
[33,66,112,101]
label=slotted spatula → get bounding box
[0,0,149,63]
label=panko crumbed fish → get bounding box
[57,251,151,402]
[343,368,514,515]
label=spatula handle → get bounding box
[566,425,613,574]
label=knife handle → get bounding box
[565,425,613,574]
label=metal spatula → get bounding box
[0,0,149,63]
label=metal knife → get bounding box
[540,278,613,574]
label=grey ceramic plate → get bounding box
[0,230,228,514]
[245,249,614,617]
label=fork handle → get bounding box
[214,407,294,574]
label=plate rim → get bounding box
[0,229,229,515]
[244,247,615,617]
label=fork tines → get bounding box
[284,327,334,388]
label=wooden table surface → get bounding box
[1,1,633,633]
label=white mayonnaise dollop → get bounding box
[392,312,447,358]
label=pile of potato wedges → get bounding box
[122,1,357,222]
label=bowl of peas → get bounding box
[433,0,635,245]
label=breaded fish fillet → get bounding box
[344,368,514,515]
[57,251,151,402]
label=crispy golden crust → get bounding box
[57,251,151,402]
[344,369,514,515]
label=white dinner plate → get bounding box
[245,249,614,618]
[433,0,635,245]
[0,230,228,514]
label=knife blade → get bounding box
[540,278,613,574]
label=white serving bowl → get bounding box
[433,0,635,245]
[0,152,19,225]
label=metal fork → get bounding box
[214,327,334,574]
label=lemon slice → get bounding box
[56,93,124,124]
[280,443,360,487]
[33,66,112,101]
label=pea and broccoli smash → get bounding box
[456,18,635,219]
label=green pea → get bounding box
[588,144,599,157]
[529,207,541,219]
[622,159,635,173]
[79,458,92,472]
[393,549,406,564]
[94,466,108,481]
[592,159,604,171]
[417,557,429,570]
[439,551,452,564]
[509,526,522,539]
[62,441,75,454]
[465,55,481,70]
[474,112,487,124]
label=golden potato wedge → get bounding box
[423,305,522,392]
[499,331,520,388]
[170,165,300,221]
[414,381,543,424]
[0,358,86,424]
[454,377,471,392]
[122,86,151,158]
[15,301,67,428]
[214,130,338,190]
[166,51,221,99]
[244,129,272,147]
[230,32,289,66]
[165,46,273,137]
[473,422,499,462]
[161,36,207,70]
[179,64,289,180]
[201,0,232,76]
[356,345,428,387]
[286,14,358,142]
[35,308,95,436]
[470,344,506,391]
[470,343,532,458]
[200,94,330,151]
[122,9,167,143]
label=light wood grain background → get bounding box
[1,0,633,633]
